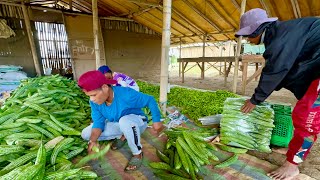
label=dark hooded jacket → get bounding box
[250,17,320,105]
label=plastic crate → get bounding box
[271,104,292,115]
[271,114,294,147]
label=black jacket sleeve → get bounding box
[250,24,309,105]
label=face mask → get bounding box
[259,30,266,45]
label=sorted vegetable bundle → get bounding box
[220,98,274,152]
[150,127,219,180]
[0,75,98,179]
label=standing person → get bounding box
[98,65,139,91]
[78,70,164,171]
[236,8,320,180]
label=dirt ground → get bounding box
[140,63,320,180]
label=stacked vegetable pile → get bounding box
[150,127,219,179]
[220,98,275,152]
[150,127,252,179]
[0,75,98,179]
[137,81,238,124]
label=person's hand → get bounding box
[152,122,165,134]
[88,141,99,154]
[241,99,256,113]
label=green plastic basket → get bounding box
[271,104,292,115]
[270,114,294,147]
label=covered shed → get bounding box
[1,0,319,112]
[0,1,320,179]
[1,0,319,74]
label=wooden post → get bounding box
[232,0,246,93]
[69,0,73,10]
[241,61,248,94]
[179,37,182,77]
[22,4,41,76]
[219,45,223,75]
[182,59,185,83]
[159,0,172,114]
[255,63,259,81]
[62,13,77,80]
[224,59,227,86]
[92,0,101,69]
[201,34,206,79]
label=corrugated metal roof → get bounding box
[2,0,320,44]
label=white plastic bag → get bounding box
[198,114,222,125]
[1,71,27,81]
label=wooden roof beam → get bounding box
[231,0,240,11]
[152,9,198,41]
[172,7,219,41]
[171,30,236,38]
[96,1,118,16]
[181,0,230,40]
[182,0,221,31]
[295,0,301,17]
[29,1,55,5]
[127,0,162,8]
[290,0,301,18]
[0,1,21,6]
[205,0,237,29]
[172,7,204,35]
[121,1,219,41]
[214,0,240,28]
[69,0,72,10]
[147,12,185,37]
[259,0,279,18]
[259,0,272,16]
[125,7,156,18]
[100,16,134,21]
[79,0,92,10]
[72,0,91,13]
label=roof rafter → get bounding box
[231,0,240,11]
[205,0,237,29]
[120,6,156,18]
[172,7,204,35]
[259,0,272,16]
[172,8,220,41]
[132,15,162,33]
[181,0,230,40]
[29,1,55,5]
[72,0,91,13]
[127,0,161,8]
[171,30,235,39]
[108,0,132,15]
[260,0,279,18]
[214,0,239,28]
[182,0,221,31]
[96,1,118,16]
[147,11,185,36]
[151,9,196,42]
[290,0,301,18]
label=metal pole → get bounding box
[22,4,42,76]
[232,0,246,93]
[159,0,172,114]
[92,0,101,69]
